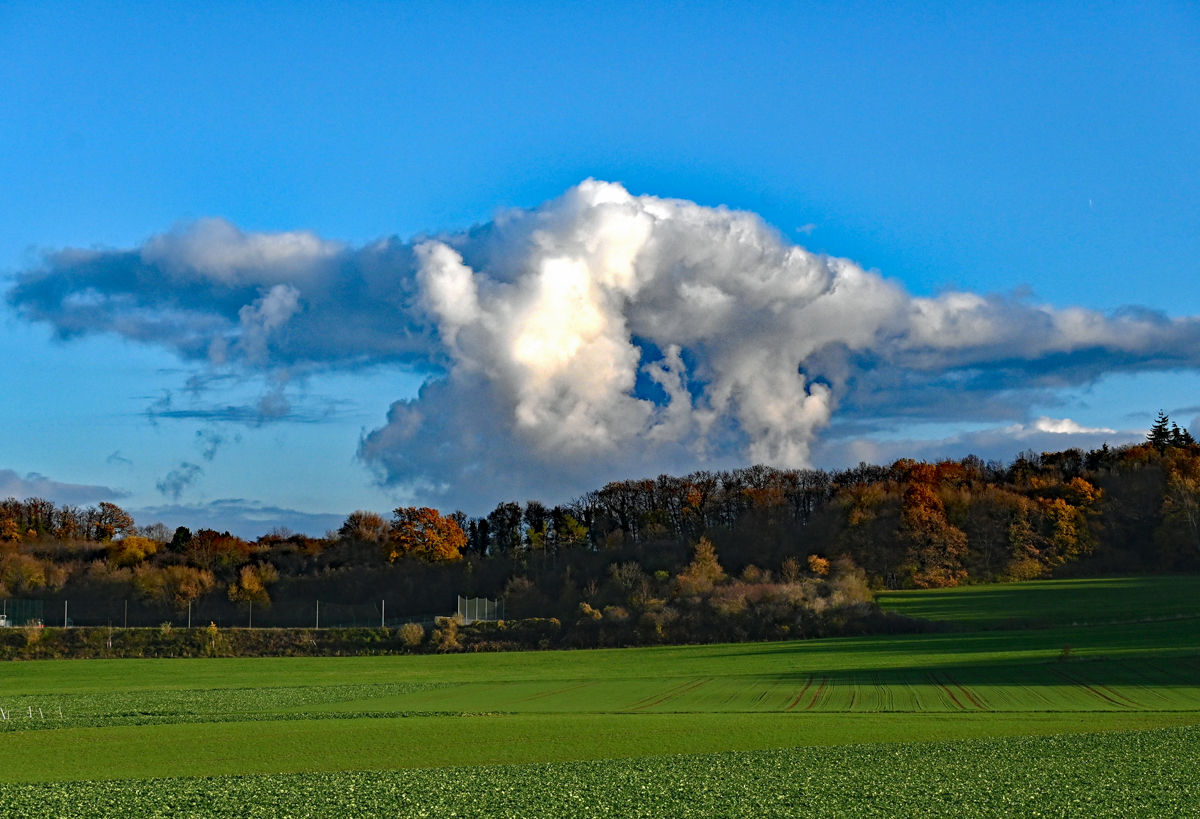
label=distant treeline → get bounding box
[1,411,1198,649]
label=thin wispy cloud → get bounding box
[814,416,1143,470]
[145,388,343,427]
[11,180,1200,509]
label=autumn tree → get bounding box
[106,535,159,567]
[0,553,49,595]
[1003,498,1046,580]
[1041,499,1089,564]
[900,464,968,588]
[676,536,726,595]
[780,556,801,583]
[387,507,467,562]
[185,529,253,570]
[339,510,389,542]
[1162,451,1200,554]
[88,502,137,541]
[227,563,280,604]
[133,564,216,609]
[23,498,55,536]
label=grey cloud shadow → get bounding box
[0,469,129,505]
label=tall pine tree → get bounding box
[1149,410,1173,452]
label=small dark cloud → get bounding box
[0,469,128,505]
[156,462,202,500]
[257,383,291,419]
[196,429,224,460]
[195,428,240,461]
[106,451,133,466]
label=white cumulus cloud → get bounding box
[11,180,1200,510]
[1032,417,1117,435]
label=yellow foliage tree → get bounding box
[1164,453,1200,552]
[676,536,726,595]
[1042,498,1093,564]
[106,536,158,567]
[227,563,279,604]
[134,564,216,610]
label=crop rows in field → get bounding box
[3,726,1198,818]
[325,657,1200,715]
[0,682,456,732]
[7,656,1199,733]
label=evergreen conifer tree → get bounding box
[1149,410,1172,451]
[1171,422,1185,447]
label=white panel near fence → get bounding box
[457,596,503,624]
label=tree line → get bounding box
[1,411,1198,644]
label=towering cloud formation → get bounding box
[10,181,1200,508]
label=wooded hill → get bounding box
[1,412,1198,645]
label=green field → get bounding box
[3,727,1198,818]
[2,576,1200,816]
[878,575,1200,629]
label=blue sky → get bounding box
[2,1,1198,535]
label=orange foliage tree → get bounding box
[387,507,466,562]
[900,463,968,587]
[185,529,254,570]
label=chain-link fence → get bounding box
[457,596,504,624]
[21,597,451,629]
[0,599,44,627]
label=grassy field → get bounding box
[877,575,1200,629]
[2,576,1199,814]
[2,727,1198,818]
[7,610,1200,695]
